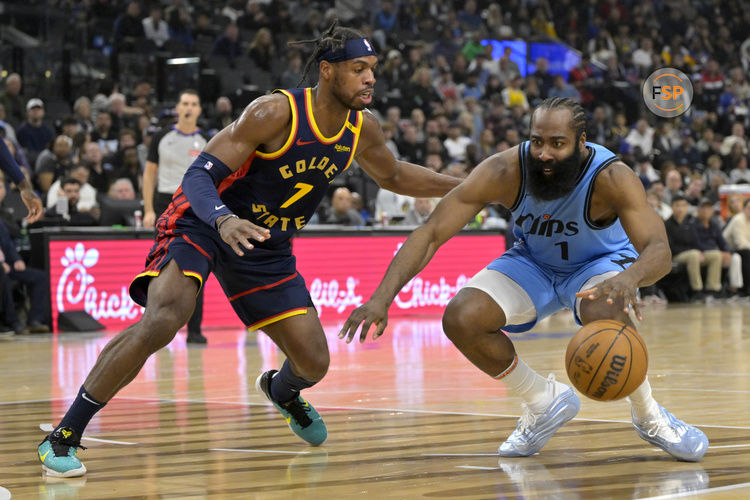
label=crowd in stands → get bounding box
[0,0,749,308]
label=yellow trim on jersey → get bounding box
[343,110,364,171]
[247,308,308,332]
[256,89,298,159]
[305,88,350,144]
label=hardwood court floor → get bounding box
[2,302,750,499]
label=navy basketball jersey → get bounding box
[510,141,636,273]
[164,88,363,250]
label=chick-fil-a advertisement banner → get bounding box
[48,233,504,331]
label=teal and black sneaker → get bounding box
[38,427,87,477]
[255,370,327,446]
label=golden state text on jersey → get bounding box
[216,88,362,248]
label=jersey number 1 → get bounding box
[280,182,314,209]
[555,241,569,260]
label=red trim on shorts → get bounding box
[228,272,299,301]
[181,233,211,260]
[147,236,174,271]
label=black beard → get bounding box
[527,143,585,201]
[331,74,368,111]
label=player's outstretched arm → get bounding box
[339,150,518,344]
[180,94,292,253]
[355,112,461,197]
[0,139,42,223]
[576,163,672,319]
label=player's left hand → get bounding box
[20,187,43,223]
[338,297,390,344]
[575,274,642,320]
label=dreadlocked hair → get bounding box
[288,19,367,86]
[533,97,588,141]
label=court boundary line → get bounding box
[9,396,750,430]
[210,448,310,455]
[639,481,750,499]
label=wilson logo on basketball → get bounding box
[592,355,627,399]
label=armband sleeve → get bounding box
[181,152,234,228]
[0,139,26,185]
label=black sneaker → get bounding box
[38,427,87,477]
[186,330,207,344]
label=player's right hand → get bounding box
[143,210,156,229]
[338,298,390,344]
[217,216,270,256]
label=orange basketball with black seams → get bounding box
[565,320,648,401]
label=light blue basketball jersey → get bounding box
[508,141,636,273]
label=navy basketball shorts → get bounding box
[129,218,313,331]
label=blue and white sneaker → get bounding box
[498,375,581,457]
[38,427,87,477]
[632,404,708,462]
[255,370,327,446]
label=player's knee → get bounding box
[294,351,329,382]
[137,300,194,352]
[442,296,479,343]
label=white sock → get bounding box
[627,377,660,421]
[495,356,565,413]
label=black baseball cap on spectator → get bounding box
[699,198,714,207]
[671,194,688,204]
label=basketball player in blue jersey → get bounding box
[37,23,461,477]
[341,97,709,462]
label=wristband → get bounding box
[216,214,239,231]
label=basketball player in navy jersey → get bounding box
[341,97,708,462]
[37,24,461,477]
[0,139,43,222]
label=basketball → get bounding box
[565,320,648,401]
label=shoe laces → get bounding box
[643,411,682,441]
[280,397,313,428]
[517,403,538,433]
[46,428,87,457]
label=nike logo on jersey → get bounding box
[215,205,226,210]
[296,138,316,146]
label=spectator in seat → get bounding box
[248,27,275,72]
[40,177,98,226]
[401,197,434,226]
[142,5,169,48]
[35,135,74,196]
[693,199,742,297]
[664,195,722,301]
[0,73,24,126]
[723,197,750,296]
[16,99,54,163]
[113,1,146,52]
[47,164,99,217]
[323,187,364,226]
